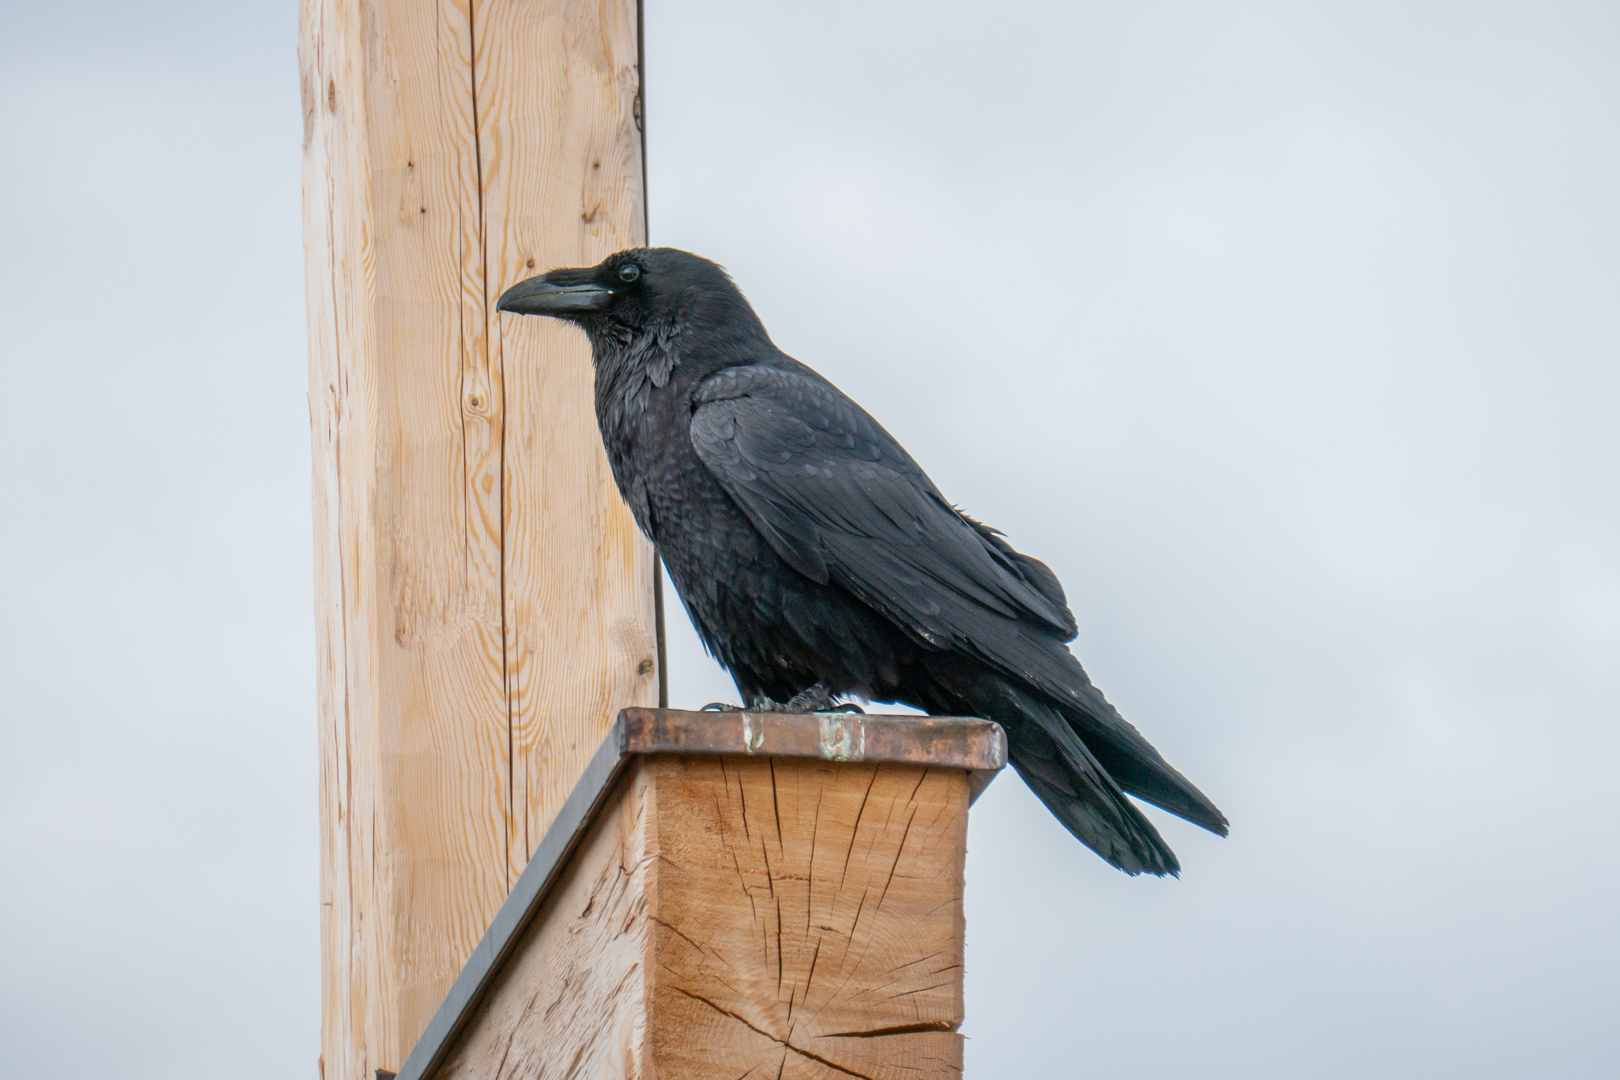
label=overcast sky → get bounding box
[1,2,1615,1078]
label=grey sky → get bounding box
[1,2,1614,1078]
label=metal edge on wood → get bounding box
[395,708,1006,1080]
[620,707,1006,798]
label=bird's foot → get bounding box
[785,683,839,712]
[764,683,864,714]
[728,683,865,714]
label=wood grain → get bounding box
[433,756,969,1080]
[437,761,654,1080]
[647,756,967,1080]
[299,1,654,1076]
[474,0,655,884]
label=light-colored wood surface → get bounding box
[475,0,654,884]
[438,762,654,1080]
[648,756,967,1080]
[298,1,653,1076]
[436,756,969,1080]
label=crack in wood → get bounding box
[668,988,882,1080]
[837,769,879,890]
[876,806,918,911]
[818,1021,961,1039]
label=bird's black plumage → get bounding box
[497,247,1227,875]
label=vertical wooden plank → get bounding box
[302,3,389,1075]
[299,0,656,1076]
[304,0,511,1072]
[365,0,515,1053]
[475,0,657,881]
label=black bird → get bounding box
[498,248,1227,875]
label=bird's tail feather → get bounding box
[919,664,1180,876]
[1060,692,1230,837]
[975,627,1230,837]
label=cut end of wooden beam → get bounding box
[645,753,971,1080]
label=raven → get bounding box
[498,247,1226,875]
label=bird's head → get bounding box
[496,247,761,347]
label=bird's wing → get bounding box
[691,363,1229,838]
[689,363,1077,646]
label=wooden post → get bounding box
[298,2,654,1077]
[393,709,1008,1080]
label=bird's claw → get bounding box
[787,683,864,714]
[717,683,864,714]
[783,682,837,712]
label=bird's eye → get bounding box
[618,264,641,283]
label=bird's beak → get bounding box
[496,274,611,316]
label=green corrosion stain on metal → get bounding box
[817,713,864,761]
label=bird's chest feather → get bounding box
[593,354,769,568]
[592,354,851,677]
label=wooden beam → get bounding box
[298,2,654,1077]
[397,709,1007,1080]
